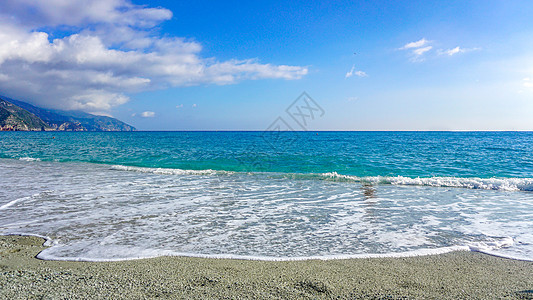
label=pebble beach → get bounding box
[1,235,532,299]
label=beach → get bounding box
[1,235,532,299]
[2,132,533,299]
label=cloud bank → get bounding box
[0,0,307,112]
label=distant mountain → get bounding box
[0,99,51,131]
[0,96,135,131]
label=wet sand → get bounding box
[1,235,532,299]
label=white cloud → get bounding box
[140,111,155,117]
[412,46,433,56]
[399,38,429,50]
[0,0,173,29]
[400,39,480,62]
[437,46,480,56]
[69,90,129,110]
[0,0,308,111]
[399,38,433,61]
[192,104,197,108]
[176,104,183,108]
[89,111,113,117]
[443,46,462,56]
[345,65,367,78]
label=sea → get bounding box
[1,131,532,261]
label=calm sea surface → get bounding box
[1,131,532,261]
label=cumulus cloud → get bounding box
[0,0,307,111]
[140,111,155,117]
[345,65,367,78]
[0,0,172,29]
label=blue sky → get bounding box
[0,0,532,130]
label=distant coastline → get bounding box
[0,95,135,132]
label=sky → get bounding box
[0,0,532,131]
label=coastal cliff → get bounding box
[0,96,135,131]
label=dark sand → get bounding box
[1,235,532,299]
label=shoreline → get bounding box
[10,232,522,263]
[1,235,533,299]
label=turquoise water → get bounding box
[1,131,533,178]
[1,131,533,261]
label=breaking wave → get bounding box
[110,164,233,176]
[111,164,533,191]
[320,172,533,191]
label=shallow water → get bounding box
[1,159,532,261]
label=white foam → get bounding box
[21,232,533,262]
[110,165,232,176]
[36,245,470,262]
[321,172,533,191]
[466,237,533,260]
[0,191,53,210]
[110,166,533,192]
[18,157,40,162]
[0,196,30,210]
[468,236,515,252]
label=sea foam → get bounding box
[33,239,523,262]
[18,157,40,162]
[110,165,533,191]
[0,196,31,210]
[36,244,472,262]
[320,172,533,191]
[110,165,232,176]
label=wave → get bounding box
[11,158,531,192]
[0,196,32,210]
[110,165,233,176]
[18,157,40,161]
[320,172,533,191]
[110,164,533,192]
[0,191,54,210]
